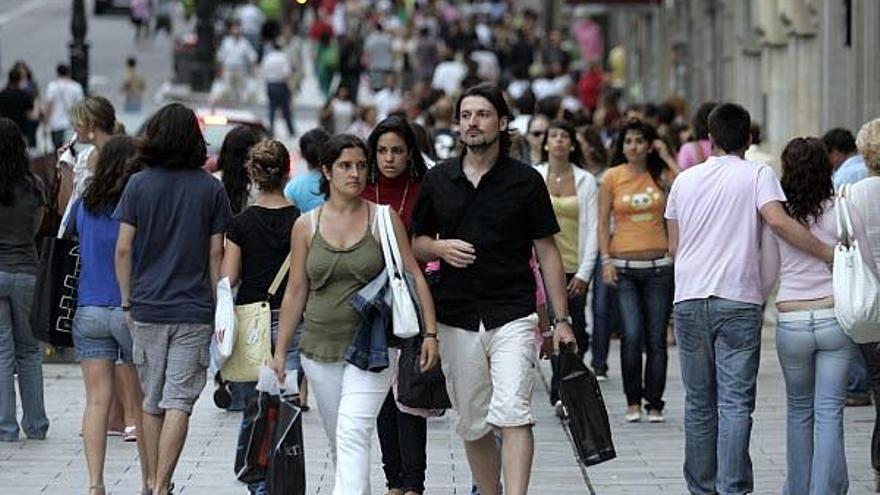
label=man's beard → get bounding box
[461,130,500,151]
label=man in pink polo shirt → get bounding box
[665,103,834,495]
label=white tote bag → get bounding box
[377,205,420,339]
[833,187,880,343]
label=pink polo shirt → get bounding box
[665,155,786,304]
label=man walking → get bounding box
[43,64,84,149]
[114,104,232,495]
[411,83,576,495]
[665,102,833,494]
[824,127,868,192]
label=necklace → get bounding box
[375,179,411,215]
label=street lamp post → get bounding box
[190,0,216,92]
[69,0,89,93]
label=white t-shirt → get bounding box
[217,36,257,71]
[45,78,84,131]
[261,49,291,83]
[331,99,355,134]
[848,176,880,267]
[431,61,466,97]
[373,88,401,121]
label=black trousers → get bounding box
[860,342,880,472]
[377,391,427,493]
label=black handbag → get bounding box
[29,236,79,347]
[396,335,451,410]
[235,390,279,484]
[266,397,306,495]
[558,344,616,466]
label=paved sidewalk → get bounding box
[1,335,878,494]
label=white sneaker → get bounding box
[646,409,665,423]
[625,405,641,423]
[594,370,608,382]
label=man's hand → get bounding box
[602,263,618,287]
[419,337,439,372]
[566,276,588,298]
[553,322,577,354]
[435,239,476,268]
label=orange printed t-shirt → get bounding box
[601,165,669,255]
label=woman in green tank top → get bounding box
[272,134,438,495]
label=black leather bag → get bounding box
[396,335,451,410]
[29,237,79,347]
[266,397,306,495]
[558,344,616,466]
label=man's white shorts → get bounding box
[439,313,538,441]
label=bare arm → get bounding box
[597,183,618,286]
[534,236,577,349]
[209,233,225,296]
[667,220,679,259]
[760,201,833,263]
[273,217,312,380]
[219,239,242,288]
[390,212,439,371]
[412,235,475,268]
[115,222,136,307]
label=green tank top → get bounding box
[300,207,384,362]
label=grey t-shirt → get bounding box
[114,168,232,324]
[0,176,45,275]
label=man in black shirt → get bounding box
[411,83,576,495]
[0,68,34,145]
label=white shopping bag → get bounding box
[213,277,236,368]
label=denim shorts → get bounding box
[72,306,133,362]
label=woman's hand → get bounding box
[272,351,287,384]
[653,139,673,160]
[566,276,588,298]
[602,263,618,287]
[419,336,439,372]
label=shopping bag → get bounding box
[558,344,616,466]
[222,302,272,382]
[397,335,451,410]
[213,277,236,369]
[266,397,306,495]
[235,388,279,484]
[29,236,79,347]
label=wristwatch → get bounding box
[552,315,573,327]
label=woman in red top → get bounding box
[362,115,429,495]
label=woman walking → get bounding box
[762,137,871,494]
[216,125,267,215]
[533,120,598,407]
[220,139,300,494]
[362,116,431,495]
[598,119,678,422]
[67,136,149,495]
[273,134,438,495]
[0,118,50,442]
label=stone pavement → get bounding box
[2,334,878,494]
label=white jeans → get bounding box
[301,354,393,495]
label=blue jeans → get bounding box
[590,256,619,373]
[675,297,762,495]
[776,315,852,495]
[72,306,133,362]
[615,264,673,410]
[0,271,49,441]
[266,82,295,136]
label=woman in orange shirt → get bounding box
[598,119,678,423]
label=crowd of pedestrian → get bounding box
[3,2,880,495]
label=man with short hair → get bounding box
[216,20,258,105]
[666,103,833,494]
[44,64,84,149]
[0,68,34,144]
[411,83,576,495]
[823,127,868,191]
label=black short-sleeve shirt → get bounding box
[227,205,299,308]
[411,154,559,331]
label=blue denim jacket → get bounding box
[345,270,392,372]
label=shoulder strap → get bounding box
[370,203,380,237]
[267,254,292,298]
[309,207,320,238]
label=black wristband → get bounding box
[121,305,131,312]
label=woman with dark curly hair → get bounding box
[0,118,49,443]
[216,125,267,214]
[114,103,233,495]
[599,118,678,423]
[362,116,431,495]
[67,136,149,495]
[220,139,300,495]
[761,137,875,495]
